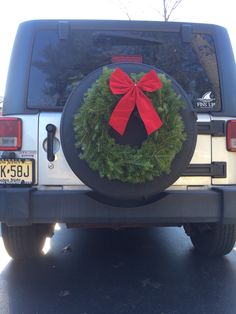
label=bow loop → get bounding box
[137,70,163,92]
[109,68,163,136]
[109,68,134,95]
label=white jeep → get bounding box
[1,20,236,259]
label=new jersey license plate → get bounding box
[0,159,34,184]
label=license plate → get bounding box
[0,159,34,184]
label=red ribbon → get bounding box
[109,68,163,136]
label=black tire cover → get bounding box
[61,63,197,201]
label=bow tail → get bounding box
[136,90,163,135]
[109,90,136,136]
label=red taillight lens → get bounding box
[227,120,236,152]
[0,118,22,150]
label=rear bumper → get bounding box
[0,187,236,226]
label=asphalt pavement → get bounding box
[0,224,236,314]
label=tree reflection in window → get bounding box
[28,29,220,111]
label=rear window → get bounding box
[27,29,221,112]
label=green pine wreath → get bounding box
[73,68,186,184]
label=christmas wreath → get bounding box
[73,67,186,184]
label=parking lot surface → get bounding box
[0,225,236,314]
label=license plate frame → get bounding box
[0,159,34,185]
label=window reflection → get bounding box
[28,29,220,111]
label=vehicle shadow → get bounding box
[1,226,236,314]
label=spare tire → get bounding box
[61,63,197,201]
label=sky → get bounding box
[0,0,235,96]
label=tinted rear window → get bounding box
[28,29,221,111]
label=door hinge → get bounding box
[197,120,225,136]
[183,162,226,178]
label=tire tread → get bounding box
[190,224,236,257]
[1,223,50,259]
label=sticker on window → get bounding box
[196,91,216,109]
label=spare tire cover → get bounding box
[61,63,197,201]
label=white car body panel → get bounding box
[2,112,234,189]
[38,112,83,186]
[212,118,236,185]
[36,112,215,188]
[174,114,212,186]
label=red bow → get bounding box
[109,68,163,136]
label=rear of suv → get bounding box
[1,19,236,259]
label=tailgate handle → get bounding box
[46,124,56,162]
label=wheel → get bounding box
[61,62,197,202]
[1,223,54,260]
[185,223,236,257]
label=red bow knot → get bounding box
[109,68,163,136]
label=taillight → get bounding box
[227,120,236,152]
[0,118,22,150]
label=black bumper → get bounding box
[0,187,236,226]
